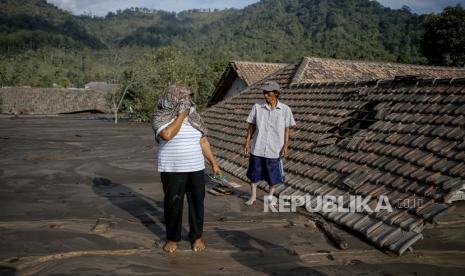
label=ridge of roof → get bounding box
[290,57,310,86]
[302,56,465,71]
[232,60,290,66]
[290,76,465,89]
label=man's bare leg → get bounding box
[264,185,277,206]
[268,185,276,197]
[245,183,258,205]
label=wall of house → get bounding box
[223,77,247,101]
[0,87,111,115]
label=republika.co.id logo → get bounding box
[263,194,423,213]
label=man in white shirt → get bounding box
[243,81,296,205]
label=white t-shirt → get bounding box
[156,119,205,172]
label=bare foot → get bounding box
[192,238,205,252]
[163,240,177,253]
[245,198,256,206]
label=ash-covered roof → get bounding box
[203,58,465,255]
[208,61,289,106]
[292,57,465,85]
[234,61,290,86]
[84,82,119,93]
[0,87,110,114]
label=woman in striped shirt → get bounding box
[152,85,221,253]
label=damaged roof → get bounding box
[203,57,465,255]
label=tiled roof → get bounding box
[0,87,110,114]
[204,60,465,255]
[234,61,290,86]
[84,82,119,93]
[208,61,289,106]
[292,57,465,85]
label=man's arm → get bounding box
[158,112,188,141]
[281,106,296,158]
[281,127,290,158]
[200,137,221,175]
[243,123,256,156]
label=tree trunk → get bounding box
[114,83,132,124]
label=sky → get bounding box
[46,0,465,16]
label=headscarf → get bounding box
[152,85,207,143]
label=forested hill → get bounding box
[1,0,425,63]
[78,8,233,48]
[120,0,425,63]
[189,0,425,63]
[0,0,105,52]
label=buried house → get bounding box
[204,57,465,255]
[0,87,111,115]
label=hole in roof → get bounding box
[334,100,381,138]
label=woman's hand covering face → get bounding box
[178,98,192,114]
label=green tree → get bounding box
[129,46,199,122]
[57,76,70,87]
[421,5,465,66]
[108,67,139,124]
[112,46,221,122]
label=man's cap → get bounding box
[261,81,280,92]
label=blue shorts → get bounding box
[246,154,285,186]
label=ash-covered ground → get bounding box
[0,115,464,275]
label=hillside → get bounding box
[0,0,105,52]
[1,0,426,63]
[89,0,422,63]
[78,8,232,48]
[89,0,423,63]
[112,0,425,63]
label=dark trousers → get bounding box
[160,170,205,242]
